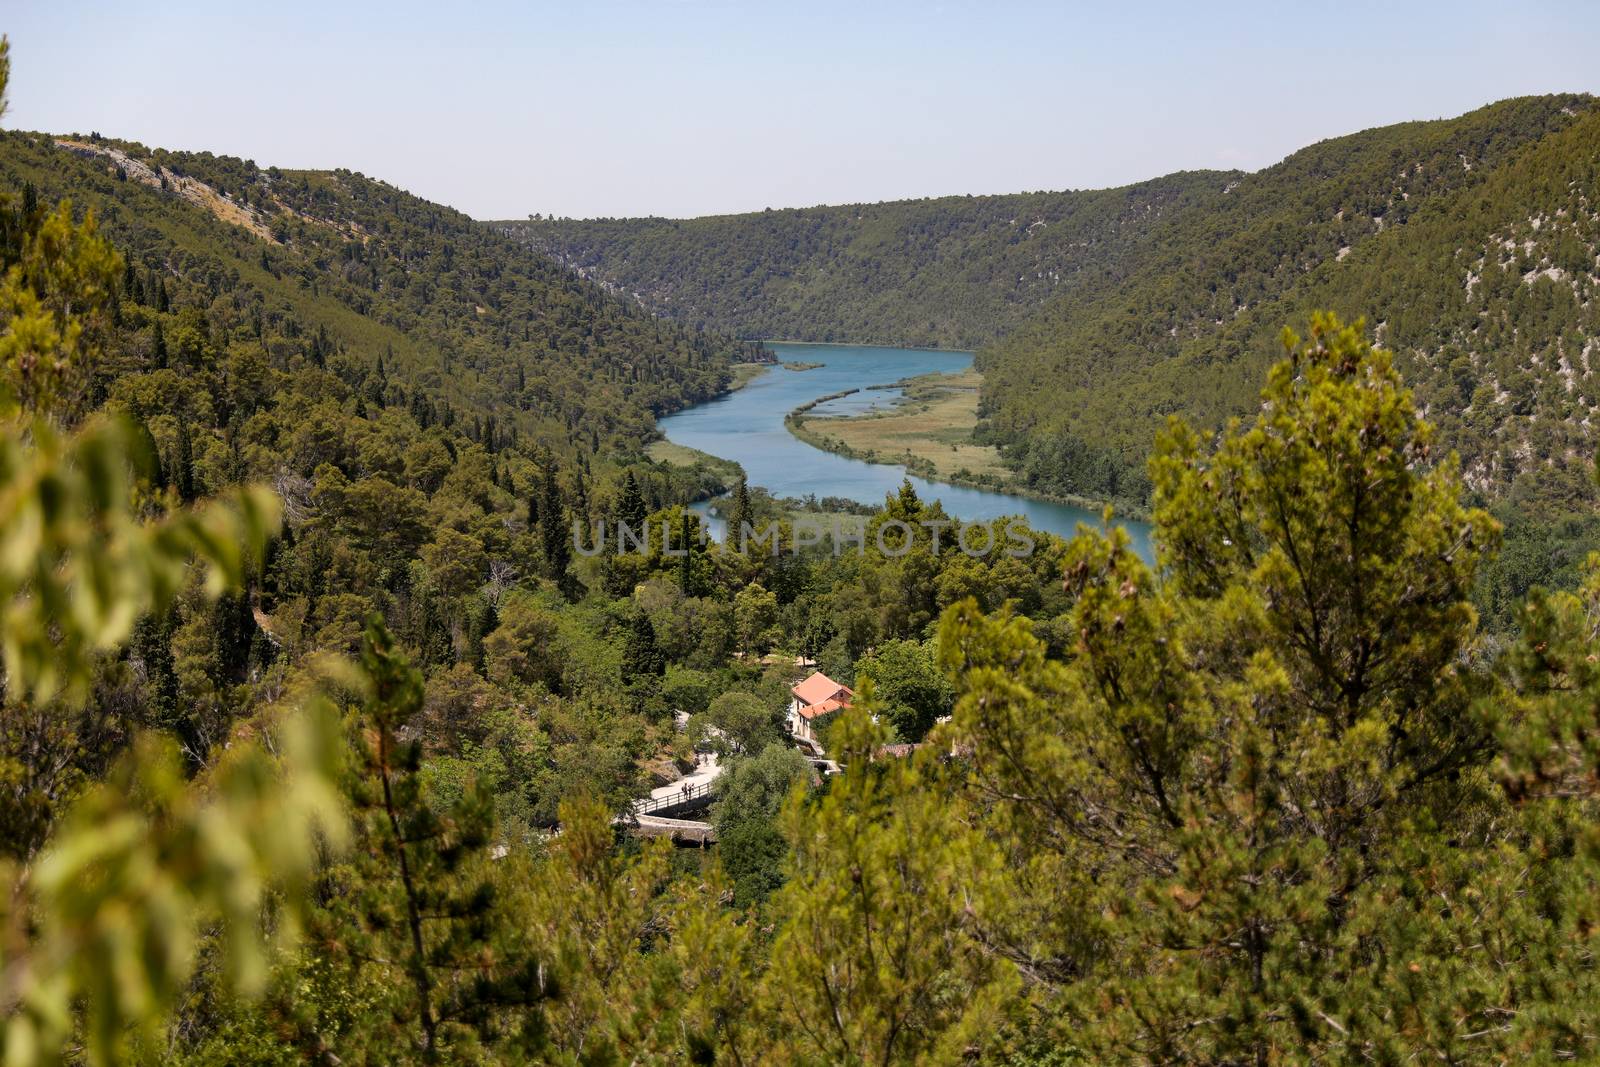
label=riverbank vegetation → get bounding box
[729,360,774,388]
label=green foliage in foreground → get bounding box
[938,314,1521,1058]
[0,38,345,1060]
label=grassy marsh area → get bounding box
[789,368,1016,489]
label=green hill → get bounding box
[977,94,1600,508]
[0,118,772,848]
[0,129,764,457]
[498,172,1230,350]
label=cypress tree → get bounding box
[571,469,589,529]
[151,321,167,369]
[175,422,196,503]
[728,477,752,550]
[130,414,167,492]
[417,593,454,669]
[467,596,499,672]
[539,464,569,582]
[214,591,255,682]
[617,470,646,532]
[677,511,696,596]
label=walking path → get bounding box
[642,752,722,808]
[624,752,724,844]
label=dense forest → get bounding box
[4,124,766,460]
[976,95,1600,629]
[977,94,1600,509]
[510,95,1600,632]
[10,31,1600,1066]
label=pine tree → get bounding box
[762,694,1009,1061]
[621,610,665,680]
[309,621,550,1059]
[932,315,1508,1060]
[131,609,179,730]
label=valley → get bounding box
[5,12,1600,1062]
[509,94,1600,521]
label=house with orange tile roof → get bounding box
[787,670,854,746]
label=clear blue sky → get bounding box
[4,1,1596,220]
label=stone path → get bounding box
[642,752,722,808]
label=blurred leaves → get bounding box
[3,703,346,1066]
[0,414,280,709]
[0,42,345,1066]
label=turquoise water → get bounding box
[658,342,1153,558]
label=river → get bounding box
[657,342,1153,559]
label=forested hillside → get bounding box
[0,117,775,858]
[1,130,762,457]
[501,172,1228,349]
[978,94,1600,509]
